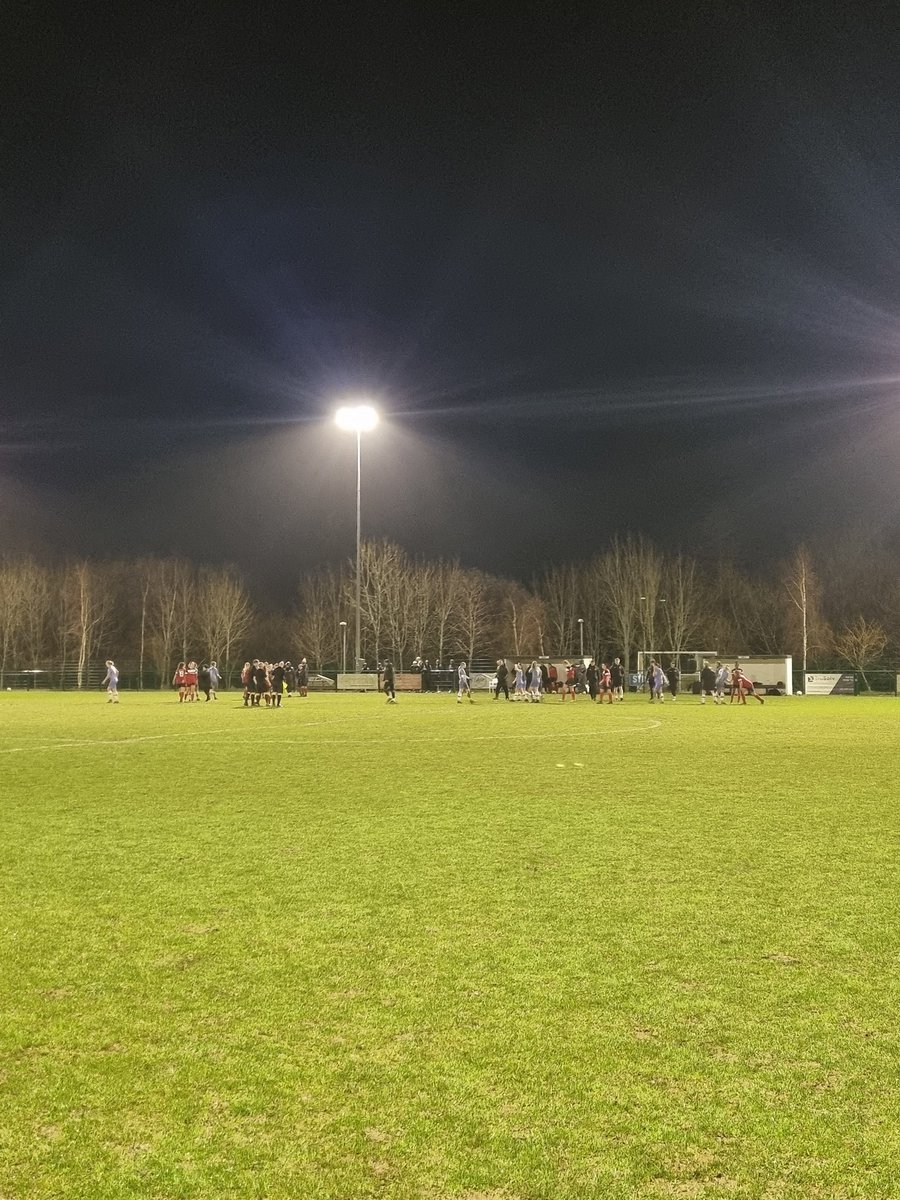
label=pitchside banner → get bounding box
[394,673,423,692]
[804,673,858,696]
[337,673,381,691]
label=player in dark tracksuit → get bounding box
[699,659,716,704]
[251,660,268,707]
[666,662,680,701]
[586,660,598,701]
[382,662,397,703]
[494,659,509,700]
[271,662,285,706]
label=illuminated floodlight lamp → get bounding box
[335,404,379,432]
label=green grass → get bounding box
[1,689,899,1199]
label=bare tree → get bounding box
[405,560,435,667]
[537,563,579,654]
[65,561,117,689]
[17,559,53,670]
[577,557,609,661]
[382,546,416,669]
[814,526,895,635]
[661,553,705,654]
[0,561,29,686]
[832,617,887,692]
[175,567,195,664]
[194,566,254,686]
[146,558,194,687]
[634,540,665,654]
[505,584,546,659]
[598,534,653,673]
[507,592,526,659]
[295,568,343,669]
[744,582,789,655]
[453,569,493,664]
[431,559,463,665]
[709,562,750,653]
[134,558,155,690]
[783,546,828,675]
[709,562,789,656]
[355,539,408,666]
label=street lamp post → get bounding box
[339,621,348,674]
[335,404,379,671]
[577,617,584,659]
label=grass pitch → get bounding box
[1,690,899,1199]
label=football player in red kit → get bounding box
[731,666,764,705]
[184,661,199,702]
[598,662,614,704]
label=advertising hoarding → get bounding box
[337,673,381,691]
[804,673,857,696]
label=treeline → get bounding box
[0,559,252,688]
[296,536,898,685]
[1,534,898,687]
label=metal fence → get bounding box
[2,667,105,690]
[1,665,184,691]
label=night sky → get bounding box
[4,1,900,600]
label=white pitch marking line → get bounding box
[0,719,662,755]
[0,734,173,754]
[117,722,663,749]
[0,719,338,755]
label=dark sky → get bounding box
[4,1,900,600]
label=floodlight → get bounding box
[335,404,379,432]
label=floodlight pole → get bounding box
[335,403,378,672]
[577,617,584,658]
[354,428,362,671]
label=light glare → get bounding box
[335,404,379,432]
